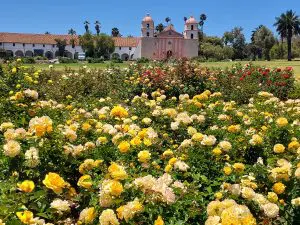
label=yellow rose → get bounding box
[214,192,223,200]
[108,163,127,180]
[17,180,35,193]
[276,117,288,127]
[168,157,177,165]
[154,216,164,225]
[233,163,245,173]
[130,137,141,146]
[79,207,96,224]
[273,182,286,194]
[82,123,91,131]
[165,164,172,173]
[78,175,93,189]
[288,141,300,151]
[223,166,232,175]
[16,211,34,224]
[110,180,124,196]
[138,150,151,163]
[43,172,67,194]
[192,133,204,142]
[273,144,285,153]
[267,192,278,203]
[118,141,130,153]
[212,147,222,156]
[110,105,128,118]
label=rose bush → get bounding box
[0,60,299,224]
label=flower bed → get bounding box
[0,60,299,224]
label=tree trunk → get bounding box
[287,34,292,61]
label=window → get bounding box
[13,43,15,46]
[191,33,194,39]
[129,47,132,50]
[146,32,150,37]
[43,44,45,47]
[53,44,55,48]
[168,41,172,45]
[0,42,3,46]
[191,25,194,30]
[119,47,122,50]
[147,23,150,28]
[23,43,25,47]
[33,44,35,47]
[169,31,172,35]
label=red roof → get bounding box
[112,37,140,47]
[0,32,79,45]
[0,32,140,47]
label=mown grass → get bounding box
[31,60,300,80]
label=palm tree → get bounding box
[84,21,90,33]
[155,23,164,33]
[199,13,207,33]
[111,27,120,37]
[45,31,50,34]
[95,21,101,35]
[68,28,76,36]
[274,10,300,61]
[165,17,171,24]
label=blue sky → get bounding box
[1,0,299,41]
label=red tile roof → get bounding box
[0,32,79,45]
[112,37,140,47]
[0,32,140,47]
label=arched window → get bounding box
[191,33,194,39]
[146,32,150,37]
[147,23,150,28]
[191,25,194,30]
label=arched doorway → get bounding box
[6,50,13,57]
[111,53,120,59]
[167,50,173,58]
[25,50,33,57]
[45,51,53,59]
[121,53,129,61]
[64,51,73,58]
[15,50,24,57]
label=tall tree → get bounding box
[55,39,67,57]
[84,21,90,33]
[95,21,101,35]
[199,13,207,33]
[156,23,164,33]
[223,27,247,60]
[184,17,188,22]
[68,29,77,49]
[94,34,115,59]
[45,31,50,34]
[111,27,120,37]
[253,25,275,61]
[165,17,171,24]
[274,10,300,61]
[68,28,76,36]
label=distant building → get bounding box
[0,14,199,60]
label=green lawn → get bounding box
[28,60,300,81]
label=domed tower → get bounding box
[184,16,199,40]
[141,14,154,37]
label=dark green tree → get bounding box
[55,39,67,57]
[95,21,101,35]
[165,17,171,24]
[155,23,164,33]
[84,21,90,33]
[274,10,300,61]
[111,27,120,37]
[94,34,115,59]
[253,25,276,61]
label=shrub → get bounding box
[58,57,78,63]
[136,57,150,63]
[21,57,35,64]
[86,57,104,63]
[111,58,123,63]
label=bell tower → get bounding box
[141,13,154,37]
[184,16,199,40]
